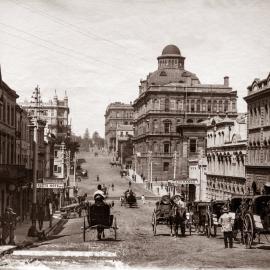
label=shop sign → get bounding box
[36,183,64,189]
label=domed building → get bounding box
[132,44,238,200]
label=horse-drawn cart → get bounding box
[243,195,270,248]
[122,190,137,207]
[152,195,172,236]
[205,200,227,238]
[82,201,118,241]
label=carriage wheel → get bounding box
[113,217,117,240]
[83,216,86,242]
[152,212,157,236]
[244,213,253,249]
[206,214,211,238]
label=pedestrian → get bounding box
[219,206,234,248]
[37,204,45,231]
[141,195,145,205]
[155,177,157,183]
[97,175,99,182]
[112,183,114,191]
[1,208,17,245]
[129,181,132,188]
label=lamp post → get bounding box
[28,85,42,237]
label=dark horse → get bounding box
[170,200,186,237]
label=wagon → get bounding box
[205,200,228,237]
[191,201,210,235]
[82,201,118,241]
[152,195,172,236]
[243,195,270,248]
[122,190,138,207]
[229,196,253,242]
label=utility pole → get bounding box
[28,85,42,237]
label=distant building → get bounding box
[105,102,133,153]
[244,73,270,194]
[22,91,70,178]
[116,124,134,166]
[133,44,238,195]
[205,114,247,200]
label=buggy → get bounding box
[191,201,211,235]
[83,200,118,241]
[122,190,138,207]
[152,195,172,236]
[243,195,270,248]
[205,200,228,237]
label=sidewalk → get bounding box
[0,212,62,255]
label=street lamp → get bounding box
[28,85,42,237]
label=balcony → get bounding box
[0,164,33,181]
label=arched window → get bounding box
[163,142,170,153]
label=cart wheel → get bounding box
[113,217,117,240]
[152,212,157,236]
[83,216,86,242]
[244,213,253,249]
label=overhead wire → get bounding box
[8,0,150,64]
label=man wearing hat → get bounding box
[219,206,233,248]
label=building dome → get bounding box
[162,44,181,56]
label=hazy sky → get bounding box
[0,0,269,136]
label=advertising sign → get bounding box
[36,183,64,189]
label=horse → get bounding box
[170,201,187,237]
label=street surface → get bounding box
[1,151,270,269]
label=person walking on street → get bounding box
[97,175,100,182]
[129,181,132,188]
[112,183,114,191]
[219,206,234,248]
[1,208,17,245]
[37,204,45,231]
[141,195,145,205]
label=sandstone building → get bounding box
[206,114,247,200]
[132,44,238,199]
[244,73,270,194]
[105,102,133,153]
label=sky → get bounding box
[0,0,269,137]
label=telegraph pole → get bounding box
[28,85,42,237]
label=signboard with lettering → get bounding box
[168,179,198,185]
[36,183,64,189]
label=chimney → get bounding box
[224,76,229,87]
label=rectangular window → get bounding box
[207,100,211,112]
[57,167,62,173]
[196,100,200,112]
[54,165,58,172]
[164,122,170,133]
[54,150,58,157]
[163,162,169,171]
[165,99,170,112]
[191,100,195,112]
[189,139,197,153]
[164,143,170,153]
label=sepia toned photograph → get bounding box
[0,0,269,269]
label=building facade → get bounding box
[0,69,34,218]
[206,114,247,200]
[105,102,133,153]
[244,73,270,194]
[22,91,70,179]
[133,44,238,189]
